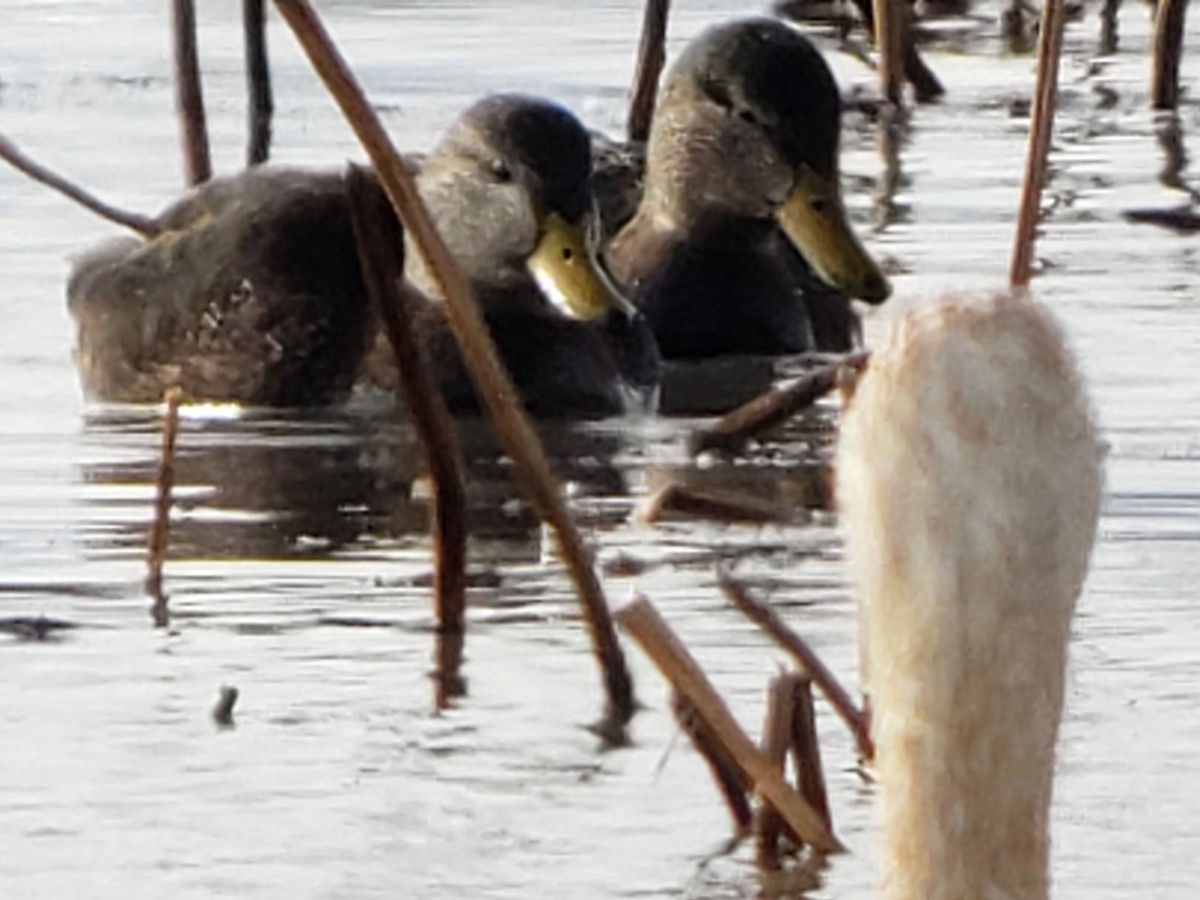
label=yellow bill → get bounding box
[778,166,891,304]
[527,213,633,321]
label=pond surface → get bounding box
[2,1,1198,898]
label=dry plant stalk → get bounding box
[1009,0,1067,288]
[617,595,843,853]
[345,165,468,711]
[172,0,211,186]
[672,690,754,834]
[789,674,833,832]
[638,482,800,527]
[147,387,183,627]
[244,0,274,166]
[718,571,874,761]
[627,0,671,143]
[1151,0,1189,110]
[757,673,798,869]
[0,133,158,236]
[272,0,635,738]
[688,352,869,457]
[874,0,904,106]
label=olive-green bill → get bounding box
[527,212,636,321]
[778,166,891,305]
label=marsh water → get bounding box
[2,1,1198,897]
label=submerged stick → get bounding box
[273,0,635,739]
[688,352,868,457]
[718,571,874,761]
[172,0,212,186]
[345,164,468,711]
[1150,0,1189,110]
[1009,0,1067,289]
[627,0,671,143]
[147,387,183,627]
[0,133,158,237]
[617,595,843,853]
[244,0,274,165]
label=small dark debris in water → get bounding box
[316,615,399,629]
[0,615,80,641]
[212,685,238,729]
[600,552,650,578]
[409,569,501,590]
[1123,205,1200,234]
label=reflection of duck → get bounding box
[606,19,890,361]
[361,94,659,418]
[836,294,1102,900]
[68,95,655,416]
[78,409,634,564]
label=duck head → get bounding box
[412,93,627,320]
[642,18,890,304]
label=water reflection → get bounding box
[76,403,639,565]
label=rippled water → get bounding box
[2,2,1198,898]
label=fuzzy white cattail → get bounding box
[837,293,1102,900]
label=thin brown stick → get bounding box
[1100,0,1122,55]
[272,0,635,739]
[850,0,943,102]
[789,675,832,832]
[617,595,843,854]
[688,352,869,457]
[874,0,904,106]
[147,387,183,627]
[757,674,798,869]
[638,482,801,527]
[1151,0,1190,110]
[1009,0,1067,289]
[345,164,468,711]
[172,0,212,186]
[672,690,754,835]
[0,132,158,237]
[718,571,874,761]
[627,0,670,143]
[244,0,274,165]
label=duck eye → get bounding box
[737,108,761,127]
[490,159,512,182]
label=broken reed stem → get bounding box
[147,387,183,627]
[272,0,635,739]
[757,674,798,869]
[1150,0,1189,110]
[345,164,468,711]
[617,595,843,853]
[172,0,212,186]
[874,0,905,106]
[849,0,943,101]
[627,0,670,143]
[1009,0,1067,289]
[244,0,274,165]
[789,675,832,833]
[688,352,869,457]
[1100,0,1121,55]
[0,133,158,237]
[718,571,874,761]
[672,690,754,835]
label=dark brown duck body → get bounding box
[606,18,890,362]
[68,167,398,406]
